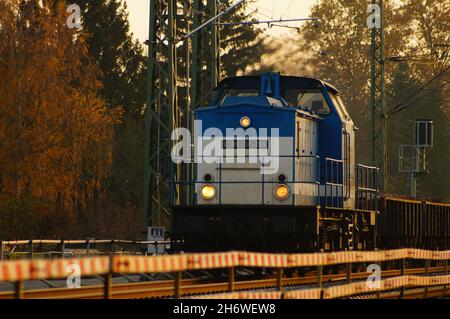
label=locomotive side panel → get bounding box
[295,115,319,206]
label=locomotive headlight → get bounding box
[274,184,290,201]
[240,116,251,128]
[200,184,216,201]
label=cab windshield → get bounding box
[283,88,331,115]
[217,88,259,105]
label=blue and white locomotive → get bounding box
[172,73,378,253]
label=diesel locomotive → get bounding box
[170,73,449,253]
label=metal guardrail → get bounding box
[0,239,174,261]
[0,248,449,299]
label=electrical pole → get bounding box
[370,0,386,192]
[145,1,243,236]
[145,0,179,236]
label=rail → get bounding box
[0,248,449,299]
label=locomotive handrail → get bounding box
[325,182,343,187]
[357,164,378,170]
[171,154,322,206]
[324,157,344,162]
[356,164,378,211]
[172,151,380,210]
[324,158,344,208]
[424,201,450,207]
[357,186,377,191]
[343,131,351,200]
[173,180,321,185]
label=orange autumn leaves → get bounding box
[0,1,121,218]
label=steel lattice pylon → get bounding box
[144,0,219,235]
[370,0,386,192]
[191,0,220,109]
[144,0,179,233]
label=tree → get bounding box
[0,0,120,239]
[268,0,449,198]
[299,0,415,165]
[74,0,148,226]
[218,0,275,77]
[387,64,449,199]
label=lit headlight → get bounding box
[200,184,216,201]
[274,184,290,201]
[240,116,251,128]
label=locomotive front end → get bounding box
[171,73,378,253]
[194,96,296,206]
[172,74,322,252]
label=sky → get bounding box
[125,0,319,43]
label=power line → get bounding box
[182,0,246,40]
[245,3,319,33]
[281,0,295,18]
[248,3,295,20]
[192,3,262,40]
[217,17,319,27]
[387,66,450,118]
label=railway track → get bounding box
[353,286,449,299]
[0,266,446,299]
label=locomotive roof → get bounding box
[215,75,341,95]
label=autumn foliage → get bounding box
[0,0,125,239]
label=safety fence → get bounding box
[193,274,450,299]
[0,248,449,299]
[0,239,172,260]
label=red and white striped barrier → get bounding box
[321,274,450,299]
[0,257,109,282]
[283,289,322,299]
[193,275,450,300]
[191,292,241,299]
[1,248,450,282]
[187,252,240,270]
[239,292,282,299]
[191,292,282,299]
[239,253,288,268]
[287,275,450,300]
[114,255,188,273]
